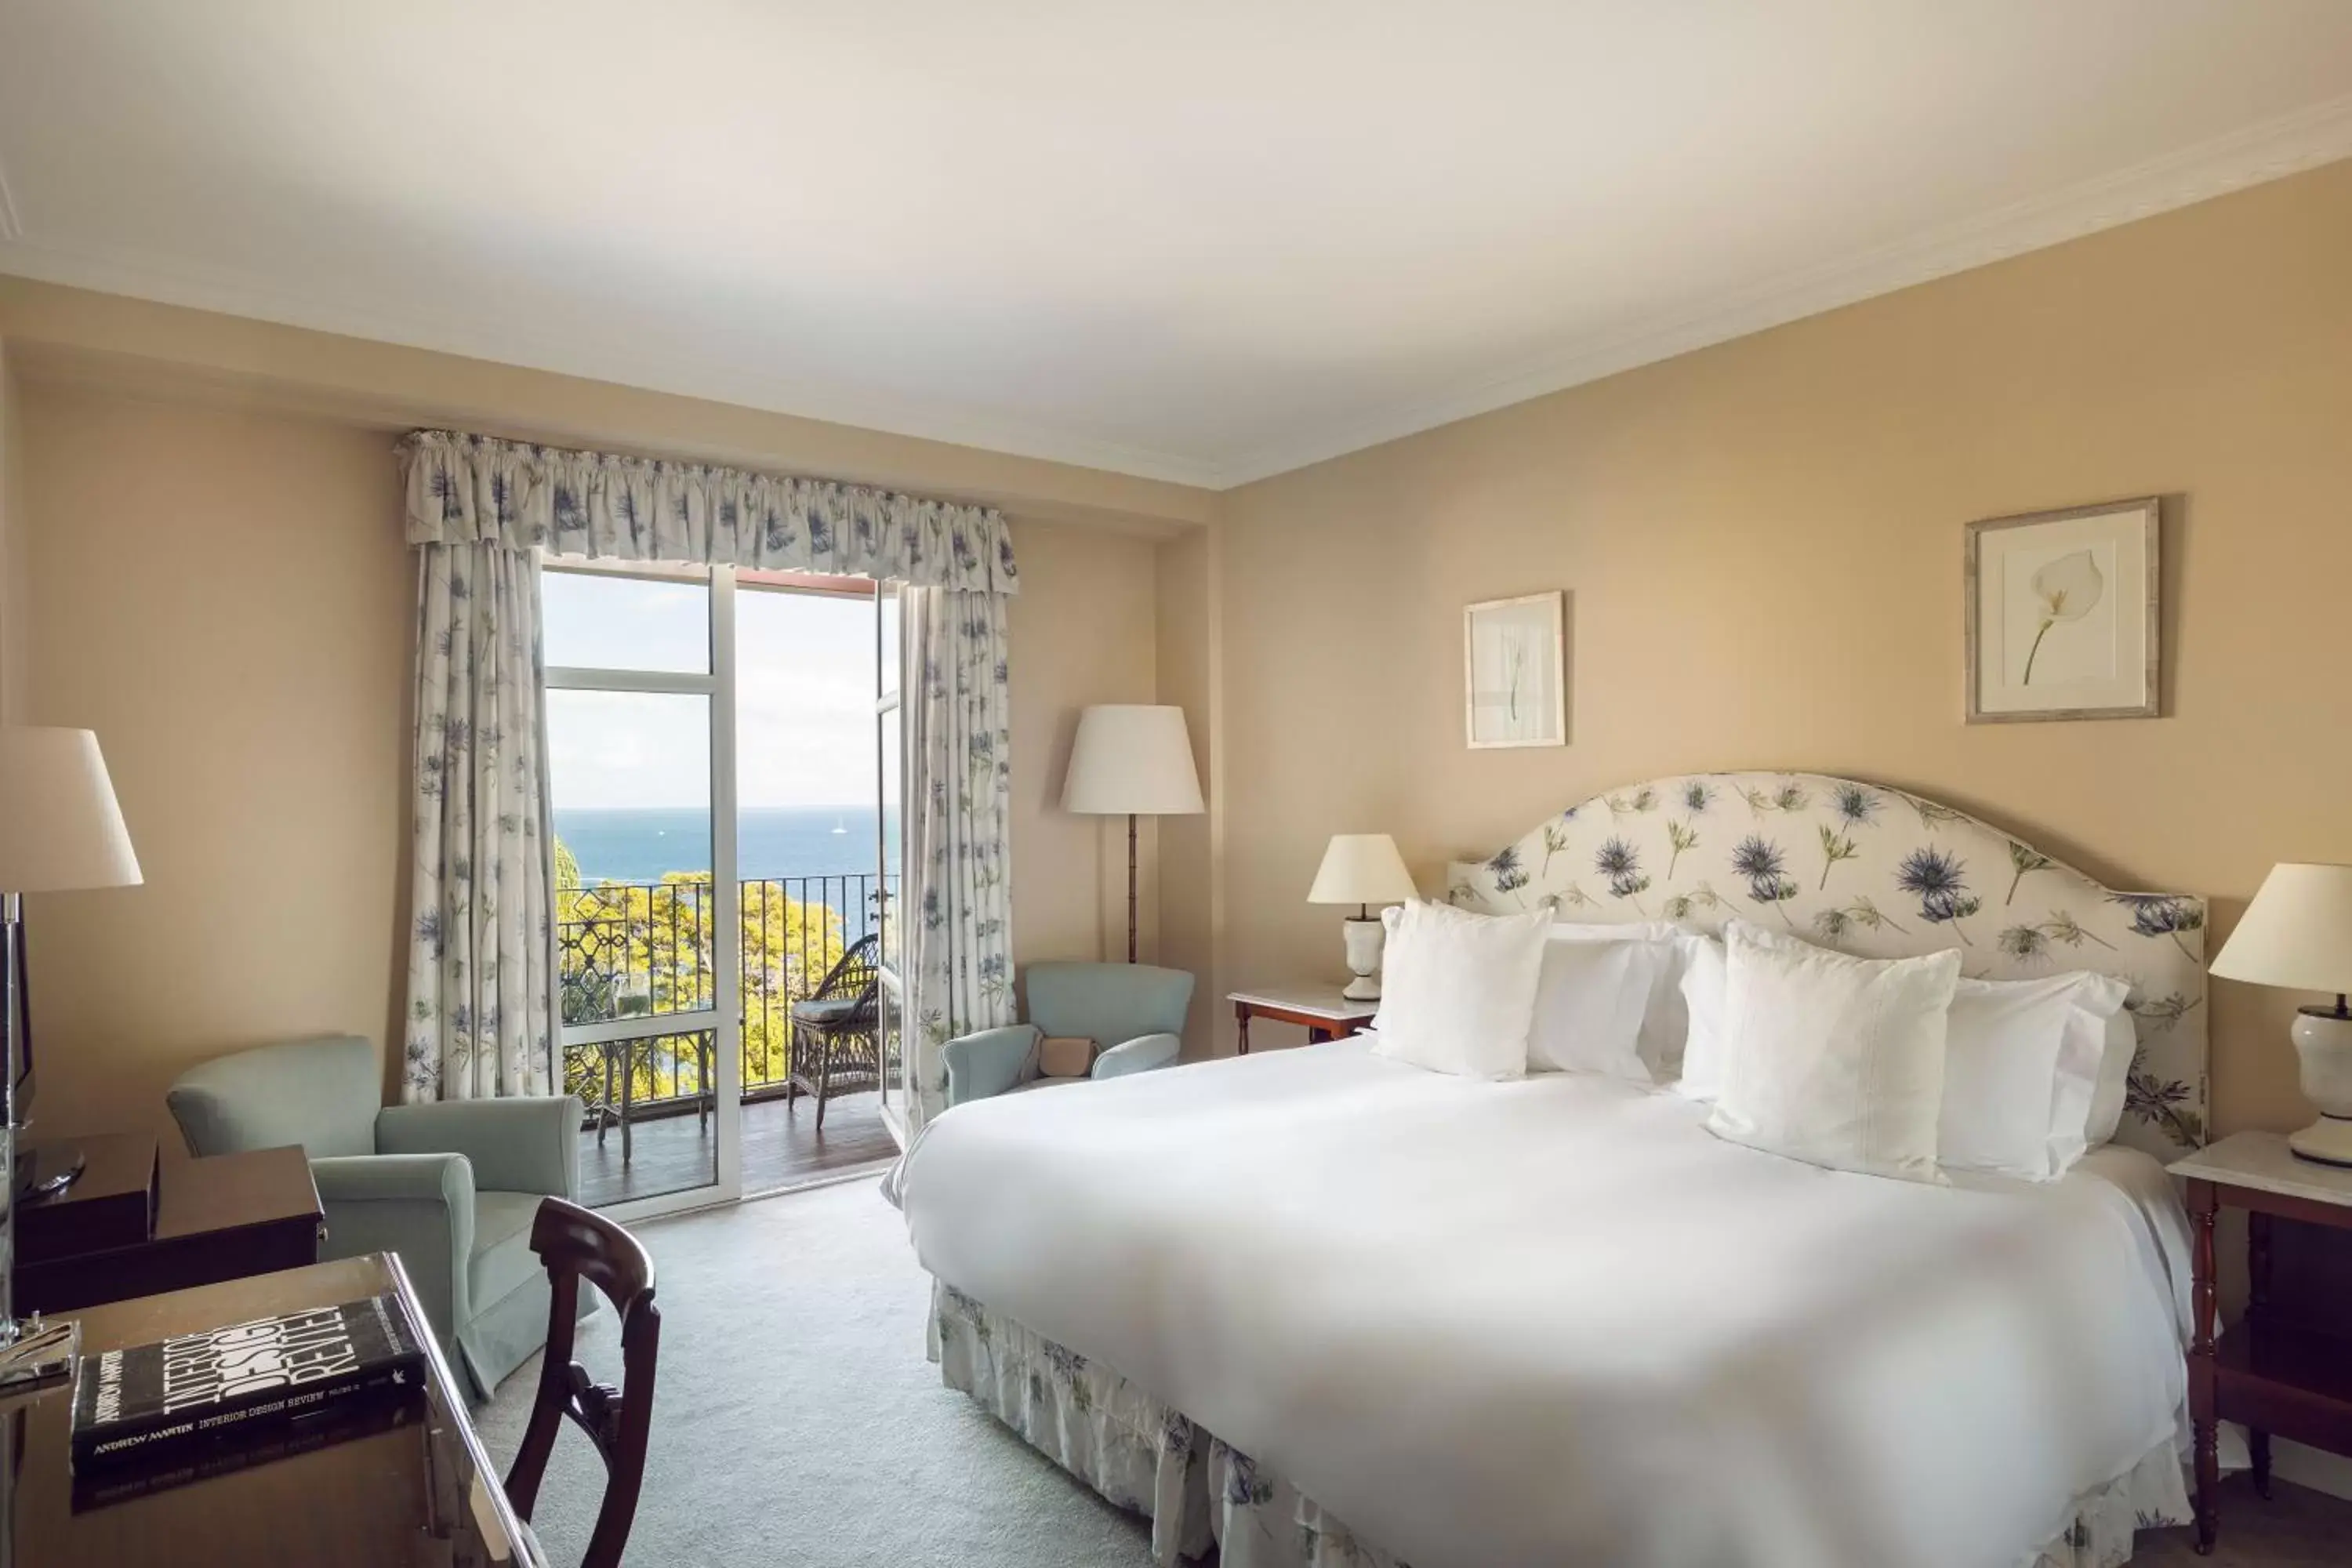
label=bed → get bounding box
[897,772,2211,1568]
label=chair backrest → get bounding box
[1025,962,1194,1046]
[811,932,879,1000]
[504,1197,660,1568]
[164,1035,380,1159]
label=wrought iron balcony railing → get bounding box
[556,873,895,1123]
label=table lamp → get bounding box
[1062,706,1203,963]
[1307,834,1418,1000]
[2209,862,2352,1167]
[0,727,142,1363]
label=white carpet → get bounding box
[473,1176,1156,1567]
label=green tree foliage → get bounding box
[553,840,846,1109]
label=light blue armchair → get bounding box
[165,1035,581,1400]
[942,962,1194,1109]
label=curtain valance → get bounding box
[398,429,1019,594]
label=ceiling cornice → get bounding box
[1211,91,2352,488]
[0,227,1229,489]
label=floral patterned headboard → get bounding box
[1445,773,2207,1156]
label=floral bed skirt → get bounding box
[931,1280,2190,1568]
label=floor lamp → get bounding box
[0,728,141,1369]
[1062,706,1203,963]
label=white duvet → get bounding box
[900,1040,2192,1568]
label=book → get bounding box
[71,1294,426,1470]
[73,1392,419,1512]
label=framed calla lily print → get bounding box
[1464,590,1566,748]
[1965,497,2159,723]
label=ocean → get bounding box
[554,805,898,884]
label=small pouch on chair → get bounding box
[1036,1036,1098,1078]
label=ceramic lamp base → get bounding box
[2288,1007,2352,1167]
[2288,1116,2352,1168]
[1340,917,1385,1002]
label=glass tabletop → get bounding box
[3,1254,541,1567]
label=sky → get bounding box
[541,570,882,810]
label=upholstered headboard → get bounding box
[1446,772,2207,1157]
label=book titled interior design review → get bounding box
[71,1295,426,1469]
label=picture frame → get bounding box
[1965,497,2159,724]
[1464,590,1566,749]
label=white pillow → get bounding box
[1526,924,1679,1082]
[1370,901,1552,1080]
[2085,1007,2140,1146]
[1940,971,2131,1180]
[1671,932,1729,1102]
[1705,920,1962,1183]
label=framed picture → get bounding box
[1464,591,1566,748]
[1965,497,2159,723]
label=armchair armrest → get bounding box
[312,1151,475,1209]
[1092,1033,1181,1081]
[376,1095,580,1200]
[943,1025,1041,1108]
[310,1153,475,1349]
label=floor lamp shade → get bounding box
[1062,706,1204,816]
[0,728,142,894]
[2211,862,2352,1166]
[1062,706,1202,962]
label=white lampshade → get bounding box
[1062,706,1203,816]
[0,728,142,894]
[2211,862,2352,996]
[1307,834,1417,906]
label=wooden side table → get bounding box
[1229,985,1377,1054]
[16,1138,325,1316]
[2169,1131,2352,1555]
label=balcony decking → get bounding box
[576,1090,897,1208]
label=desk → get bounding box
[17,1140,323,1316]
[9,1254,539,1566]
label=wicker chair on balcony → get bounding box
[786,933,882,1132]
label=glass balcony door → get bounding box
[546,564,741,1220]
[735,573,894,1189]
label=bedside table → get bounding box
[1228,985,1377,1054]
[2168,1131,2352,1555]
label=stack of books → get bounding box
[70,1294,427,1504]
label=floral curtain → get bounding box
[902,586,1017,1130]
[400,430,1018,593]
[405,542,556,1101]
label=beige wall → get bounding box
[1007,520,1165,967]
[10,387,1172,1140]
[1203,158,2352,1138]
[20,387,412,1141]
[0,336,24,720]
[1153,527,1220,1057]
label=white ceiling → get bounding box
[4,2,2351,489]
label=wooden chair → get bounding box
[504,1198,662,1568]
[786,933,883,1131]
